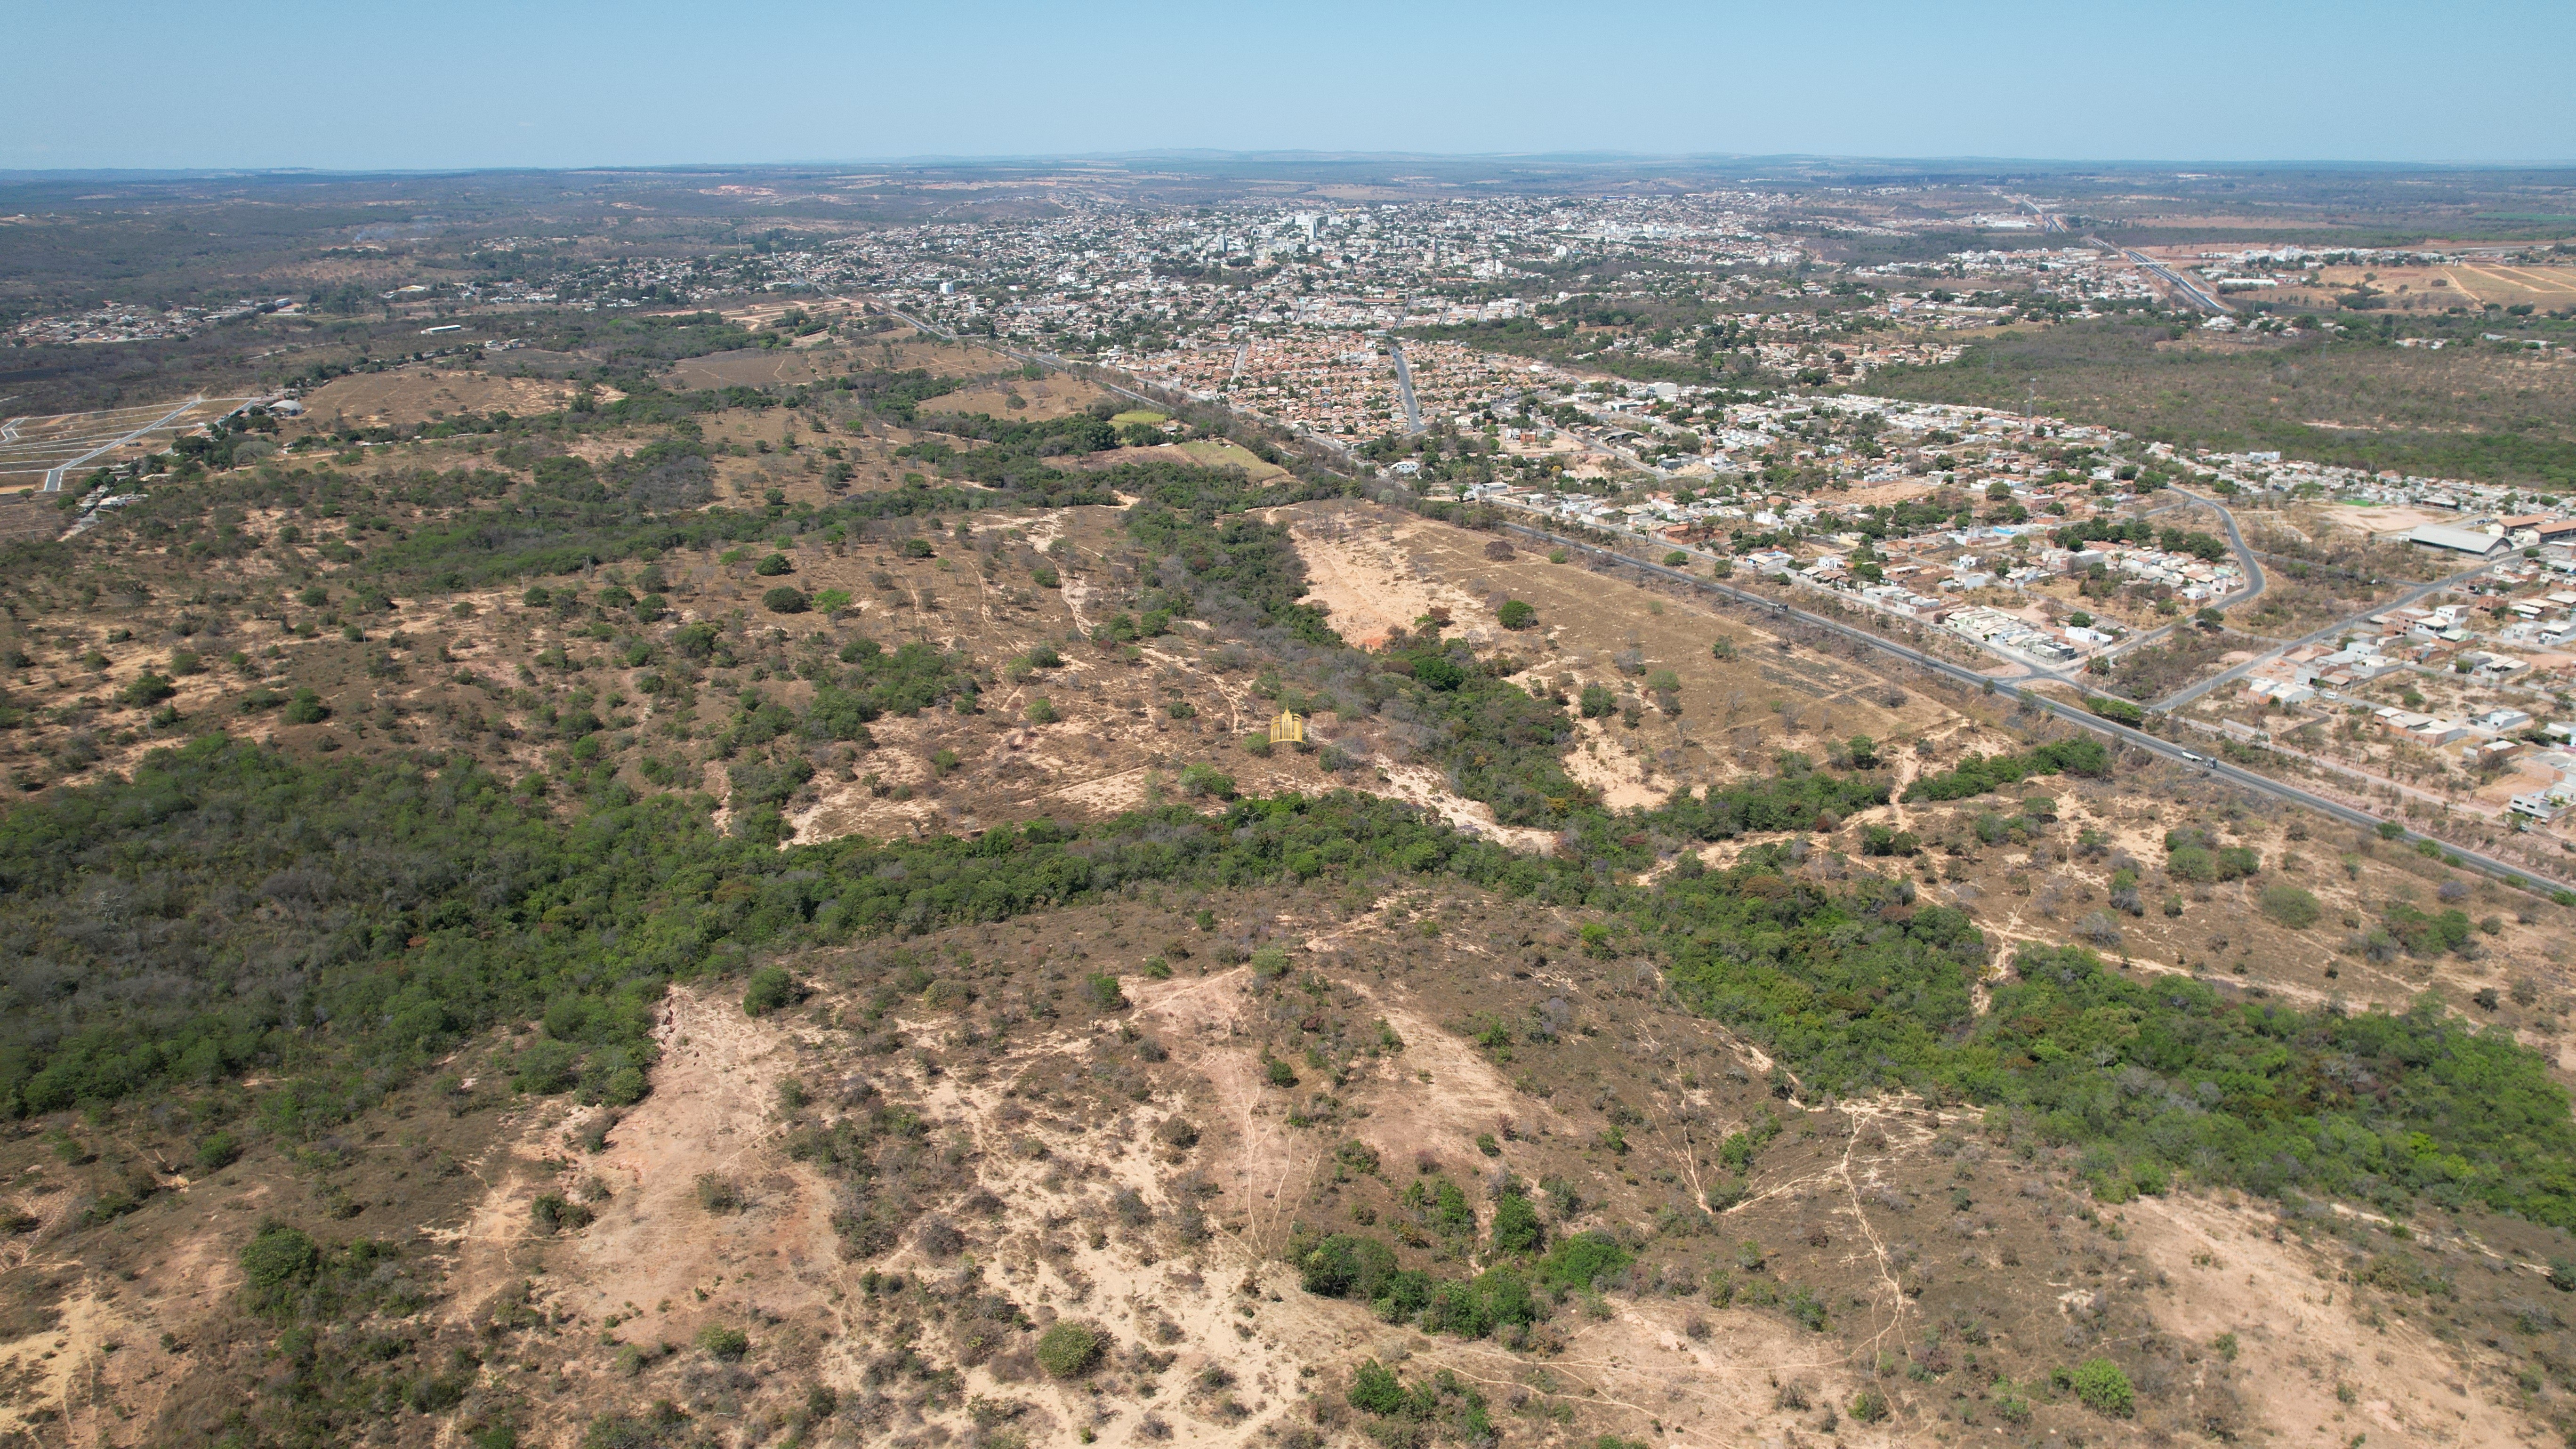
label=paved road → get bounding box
[2154,557,2502,709]
[2168,485,2267,606]
[2124,248,2230,315]
[2079,489,2270,670]
[1489,515,2568,897]
[38,395,207,492]
[1389,340,1425,434]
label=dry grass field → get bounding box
[936,374,1117,421]
[299,369,581,428]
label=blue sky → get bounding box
[5,0,2569,170]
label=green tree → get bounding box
[1491,1191,1543,1254]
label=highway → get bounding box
[1389,339,1425,435]
[2123,249,2230,316]
[1483,515,2569,899]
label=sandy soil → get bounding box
[1375,763,1560,853]
[1282,515,1495,649]
[1564,722,1671,811]
[2310,504,2460,539]
[2123,1192,2535,1449]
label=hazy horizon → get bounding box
[6,0,2568,171]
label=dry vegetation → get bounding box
[2,355,2576,1449]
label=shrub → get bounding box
[1491,1191,1543,1254]
[695,1324,749,1361]
[1265,1058,1297,1088]
[899,537,935,558]
[1849,1388,1890,1424]
[1177,763,1237,800]
[121,672,176,709]
[1413,655,1466,691]
[742,966,802,1017]
[283,687,330,724]
[753,553,792,576]
[2069,1357,2134,1417]
[195,1132,241,1172]
[1497,599,1536,630]
[1860,825,1919,856]
[1903,738,2109,801]
[2259,884,2321,929]
[761,586,809,614]
[694,1174,743,1213]
[1538,1229,1632,1288]
[2074,911,2124,949]
[1036,1320,1104,1379]
[240,1223,319,1303]
[531,1193,594,1234]
[2166,828,2258,881]
[1084,973,1127,1011]
[1349,1359,1408,1416]
[1302,1233,1400,1298]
